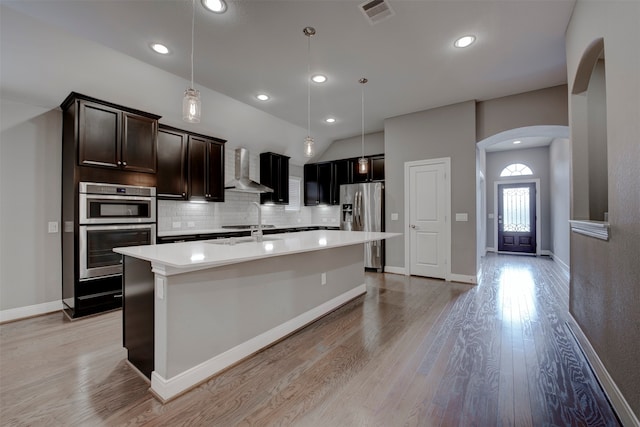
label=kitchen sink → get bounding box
[205,236,282,245]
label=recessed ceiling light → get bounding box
[325,117,336,123]
[311,74,327,83]
[202,0,227,13]
[454,35,476,48]
[256,94,270,101]
[513,140,522,144]
[150,43,170,55]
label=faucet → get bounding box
[251,202,263,242]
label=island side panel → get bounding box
[123,256,155,379]
[158,244,364,380]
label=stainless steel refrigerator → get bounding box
[339,182,384,271]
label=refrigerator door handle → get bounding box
[357,191,363,229]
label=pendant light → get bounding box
[303,27,316,158]
[358,77,369,174]
[183,0,201,123]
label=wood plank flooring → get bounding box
[0,254,620,426]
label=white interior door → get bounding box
[406,158,450,279]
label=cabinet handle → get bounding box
[117,161,122,165]
[182,193,186,197]
[122,161,127,166]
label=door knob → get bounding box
[410,224,417,229]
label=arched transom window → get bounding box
[500,163,533,177]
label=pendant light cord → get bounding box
[307,34,311,137]
[361,82,365,157]
[190,0,195,88]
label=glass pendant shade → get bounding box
[358,157,369,174]
[304,136,314,158]
[183,88,201,123]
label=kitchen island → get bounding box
[114,229,399,401]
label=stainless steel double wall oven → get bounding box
[64,182,156,318]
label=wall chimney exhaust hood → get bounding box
[224,148,274,193]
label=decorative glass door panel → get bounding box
[498,183,536,254]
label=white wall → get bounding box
[384,101,477,276]
[317,132,384,162]
[549,138,570,269]
[0,101,62,312]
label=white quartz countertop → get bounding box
[115,230,400,274]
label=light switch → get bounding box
[488,213,494,219]
[391,213,399,221]
[48,221,58,233]
[455,213,468,222]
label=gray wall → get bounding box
[485,147,551,252]
[384,101,477,276]
[1,101,62,310]
[549,138,570,268]
[566,0,640,417]
[317,131,384,162]
[477,85,568,141]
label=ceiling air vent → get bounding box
[359,0,395,25]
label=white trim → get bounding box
[404,157,451,281]
[567,316,640,427]
[549,251,570,273]
[569,220,609,241]
[0,300,62,323]
[383,265,406,275]
[494,178,541,256]
[485,247,496,253]
[150,284,367,402]
[449,274,477,285]
[540,249,552,256]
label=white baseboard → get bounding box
[567,316,640,427]
[549,252,570,273]
[151,284,367,402]
[485,247,496,253]
[384,265,406,275]
[0,300,63,323]
[448,273,477,285]
[540,249,552,256]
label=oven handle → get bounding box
[82,194,155,202]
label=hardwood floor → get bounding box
[0,254,620,426]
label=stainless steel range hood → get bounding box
[224,148,274,193]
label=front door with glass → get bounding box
[497,182,536,254]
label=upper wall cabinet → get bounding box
[304,162,333,206]
[157,126,188,199]
[65,94,159,173]
[157,125,226,202]
[352,155,385,183]
[260,152,290,205]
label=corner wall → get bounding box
[566,0,640,418]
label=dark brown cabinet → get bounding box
[188,135,225,202]
[304,154,384,206]
[260,152,290,205]
[157,125,226,202]
[304,162,333,205]
[157,127,188,199]
[77,99,157,173]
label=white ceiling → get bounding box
[1,0,575,161]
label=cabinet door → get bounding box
[207,141,224,202]
[121,112,157,173]
[188,136,208,199]
[317,162,333,205]
[276,156,289,204]
[332,159,353,204]
[304,164,319,205]
[157,128,187,199]
[78,100,120,169]
[371,156,385,181]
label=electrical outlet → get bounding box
[172,221,181,228]
[187,221,195,227]
[321,272,327,285]
[391,213,399,221]
[48,221,58,233]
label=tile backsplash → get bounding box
[157,149,340,232]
